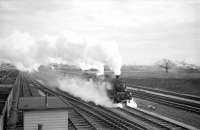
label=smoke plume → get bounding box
[31,70,116,107]
[58,76,115,107]
[0,31,123,107]
[0,31,122,75]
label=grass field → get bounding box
[121,71,200,96]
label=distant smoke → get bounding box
[0,31,122,75]
[31,70,116,107]
[58,76,115,107]
[0,31,123,107]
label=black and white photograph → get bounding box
[0,0,199,130]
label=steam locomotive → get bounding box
[60,68,133,105]
[108,75,133,104]
[83,70,133,104]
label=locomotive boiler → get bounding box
[108,75,133,104]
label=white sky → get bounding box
[0,0,199,65]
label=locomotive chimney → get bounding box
[116,75,120,79]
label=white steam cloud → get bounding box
[58,76,115,107]
[0,31,123,107]
[31,70,117,107]
[0,31,122,75]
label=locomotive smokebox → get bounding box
[116,75,120,79]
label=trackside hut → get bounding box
[19,96,71,130]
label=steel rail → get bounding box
[24,73,197,130]
[126,85,200,114]
[6,72,21,130]
[31,81,141,130]
[25,74,146,130]
[68,118,78,130]
[130,90,200,114]
[119,106,193,130]
[126,83,200,101]
[68,108,97,130]
[56,90,146,130]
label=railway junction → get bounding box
[0,69,200,130]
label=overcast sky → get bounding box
[0,0,199,65]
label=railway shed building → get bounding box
[19,96,71,130]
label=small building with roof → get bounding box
[18,96,71,130]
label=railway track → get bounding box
[126,84,200,114]
[119,106,197,130]
[60,92,146,130]
[23,73,196,130]
[25,73,146,130]
[67,108,97,130]
[126,83,200,101]
[59,90,193,130]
